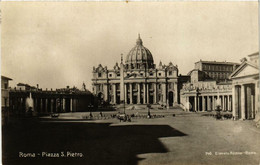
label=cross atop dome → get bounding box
[136,33,143,45]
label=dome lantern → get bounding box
[136,33,143,46]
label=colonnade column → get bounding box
[227,95,230,111]
[124,84,127,104]
[57,98,62,112]
[187,96,190,111]
[59,98,62,113]
[198,96,201,111]
[224,96,226,110]
[40,98,43,113]
[103,84,108,102]
[137,83,140,104]
[255,82,258,116]
[220,96,222,110]
[232,86,237,118]
[221,96,224,110]
[215,96,218,110]
[40,98,44,113]
[231,95,233,111]
[63,98,66,112]
[162,83,166,105]
[207,96,210,111]
[210,95,214,111]
[153,83,157,104]
[216,96,218,109]
[50,99,53,113]
[227,95,229,111]
[130,83,133,104]
[174,83,178,103]
[45,99,48,112]
[217,94,220,107]
[222,96,225,111]
[55,99,58,112]
[70,98,73,112]
[212,96,215,110]
[113,84,116,104]
[210,96,213,110]
[54,98,57,113]
[143,83,146,104]
[241,85,245,120]
[202,96,205,112]
[74,98,77,112]
[146,83,149,104]
[52,98,56,113]
[194,96,197,112]
[34,98,38,113]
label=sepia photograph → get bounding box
[1,1,260,165]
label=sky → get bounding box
[1,2,259,90]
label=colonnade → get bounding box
[32,97,77,113]
[7,89,95,116]
[106,82,177,105]
[9,96,78,115]
[232,83,257,120]
[188,94,232,112]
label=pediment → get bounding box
[126,73,138,78]
[231,63,259,79]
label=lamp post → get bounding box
[100,100,104,117]
[88,103,93,118]
[215,105,222,120]
[123,100,126,114]
[147,104,151,118]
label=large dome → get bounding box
[125,34,154,69]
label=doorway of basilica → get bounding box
[169,91,174,106]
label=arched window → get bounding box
[98,72,102,77]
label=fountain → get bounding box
[26,93,34,113]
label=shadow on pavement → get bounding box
[2,118,187,165]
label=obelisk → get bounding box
[120,54,125,104]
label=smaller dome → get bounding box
[125,34,154,69]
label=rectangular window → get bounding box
[169,71,172,76]
[4,98,7,107]
[98,73,102,77]
[109,73,112,77]
[150,72,153,76]
[158,73,161,76]
[4,83,8,89]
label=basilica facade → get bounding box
[92,35,180,107]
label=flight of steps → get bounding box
[113,104,184,110]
